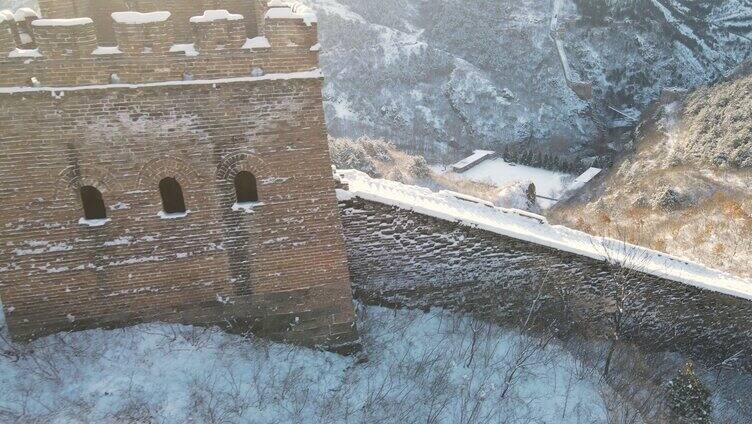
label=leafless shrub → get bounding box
[0,302,749,423]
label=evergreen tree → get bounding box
[666,362,712,424]
[502,145,512,162]
[535,152,544,168]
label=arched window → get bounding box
[80,186,107,220]
[159,177,187,214]
[234,171,259,203]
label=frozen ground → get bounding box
[0,303,611,423]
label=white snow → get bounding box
[102,236,133,247]
[0,305,608,423]
[496,181,538,210]
[91,46,123,55]
[0,69,323,94]
[450,150,495,172]
[452,157,572,207]
[169,43,198,56]
[266,2,318,26]
[242,36,271,50]
[8,48,41,58]
[32,18,93,27]
[158,211,189,220]
[439,189,496,208]
[0,9,15,23]
[111,11,170,25]
[13,7,37,21]
[189,10,243,23]
[566,167,602,193]
[78,218,110,227]
[232,202,264,213]
[266,6,299,20]
[336,169,752,301]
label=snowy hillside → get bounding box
[0,305,612,423]
[302,0,752,162]
[552,70,752,278]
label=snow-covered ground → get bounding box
[460,158,572,200]
[0,305,609,423]
[437,157,573,208]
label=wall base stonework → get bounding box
[339,198,752,371]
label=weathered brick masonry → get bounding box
[338,197,752,371]
[0,2,358,351]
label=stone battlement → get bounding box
[0,3,319,87]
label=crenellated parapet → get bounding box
[264,1,317,50]
[0,16,14,55]
[190,10,246,52]
[0,3,322,88]
[13,8,40,48]
[112,11,175,55]
[1,8,39,49]
[36,0,85,19]
[33,18,98,59]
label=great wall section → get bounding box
[0,1,359,351]
[0,1,750,370]
[335,170,752,371]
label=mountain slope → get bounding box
[304,0,752,162]
[551,69,752,278]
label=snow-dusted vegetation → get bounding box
[552,73,752,278]
[301,0,752,163]
[3,300,751,423]
[0,305,616,423]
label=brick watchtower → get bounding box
[0,1,359,352]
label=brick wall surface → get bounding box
[1,2,318,88]
[339,198,752,370]
[0,69,358,352]
[0,21,14,55]
[36,0,261,43]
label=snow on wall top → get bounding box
[450,150,495,172]
[336,169,752,301]
[14,7,38,21]
[567,167,602,192]
[111,11,171,25]
[189,10,243,23]
[0,69,322,94]
[266,1,318,26]
[0,10,14,23]
[32,18,93,27]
